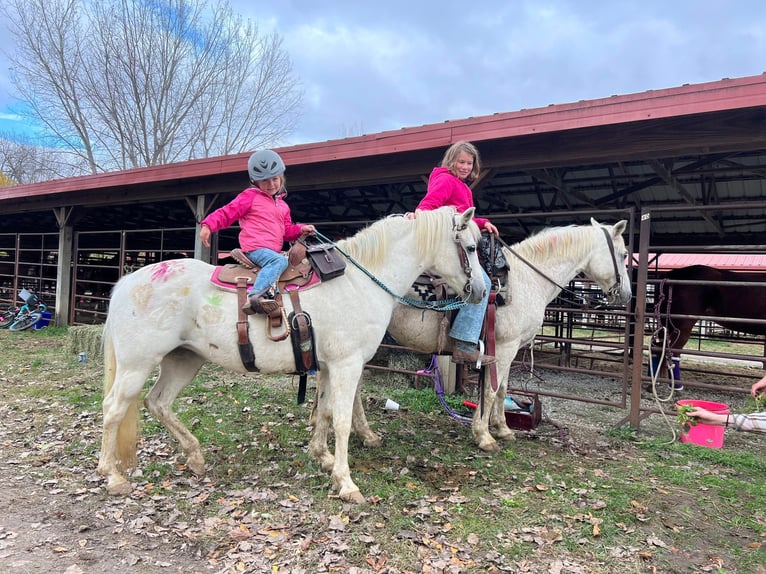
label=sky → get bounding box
[2,0,766,147]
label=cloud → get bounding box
[4,0,766,147]
[0,112,23,122]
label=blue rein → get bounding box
[312,228,468,312]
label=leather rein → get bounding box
[498,226,623,307]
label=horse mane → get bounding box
[335,207,465,272]
[509,224,597,264]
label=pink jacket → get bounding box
[201,187,304,252]
[416,167,489,229]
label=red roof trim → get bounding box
[4,73,766,201]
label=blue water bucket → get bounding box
[33,312,52,330]
[649,356,680,380]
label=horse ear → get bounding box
[462,207,476,224]
[590,217,599,227]
[613,219,628,236]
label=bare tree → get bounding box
[0,131,89,184]
[5,0,302,173]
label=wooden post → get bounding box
[436,355,457,394]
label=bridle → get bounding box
[452,212,476,297]
[599,227,624,303]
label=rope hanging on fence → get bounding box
[649,279,682,443]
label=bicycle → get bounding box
[8,291,48,332]
[0,305,20,329]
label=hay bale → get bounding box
[385,349,429,388]
[66,324,104,363]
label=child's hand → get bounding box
[199,224,212,247]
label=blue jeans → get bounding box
[449,268,491,346]
[246,248,288,293]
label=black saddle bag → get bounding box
[302,239,346,281]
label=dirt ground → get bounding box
[0,334,214,574]
[513,352,763,451]
[0,336,763,573]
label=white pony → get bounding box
[309,219,632,459]
[97,207,486,504]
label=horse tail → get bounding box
[102,313,140,471]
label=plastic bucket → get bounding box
[649,356,680,380]
[33,312,52,330]
[677,399,729,449]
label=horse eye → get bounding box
[467,246,477,253]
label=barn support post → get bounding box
[190,195,214,263]
[53,208,74,327]
[628,210,652,429]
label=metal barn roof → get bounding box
[2,73,766,250]
[648,253,766,271]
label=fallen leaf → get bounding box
[328,515,346,531]
[646,536,668,548]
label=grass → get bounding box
[1,327,765,573]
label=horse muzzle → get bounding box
[607,282,632,306]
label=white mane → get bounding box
[335,207,466,273]
[509,224,596,265]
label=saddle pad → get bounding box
[411,276,457,302]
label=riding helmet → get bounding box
[248,150,286,182]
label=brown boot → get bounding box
[242,289,280,316]
[451,346,496,366]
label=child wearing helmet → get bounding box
[200,149,315,315]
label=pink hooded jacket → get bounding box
[201,187,304,252]
[416,167,489,229]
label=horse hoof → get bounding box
[496,429,516,441]
[478,440,501,453]
[106,476,133,496]
[363,435,382,448]
[340,489,366,504]
[187,453,206,476]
